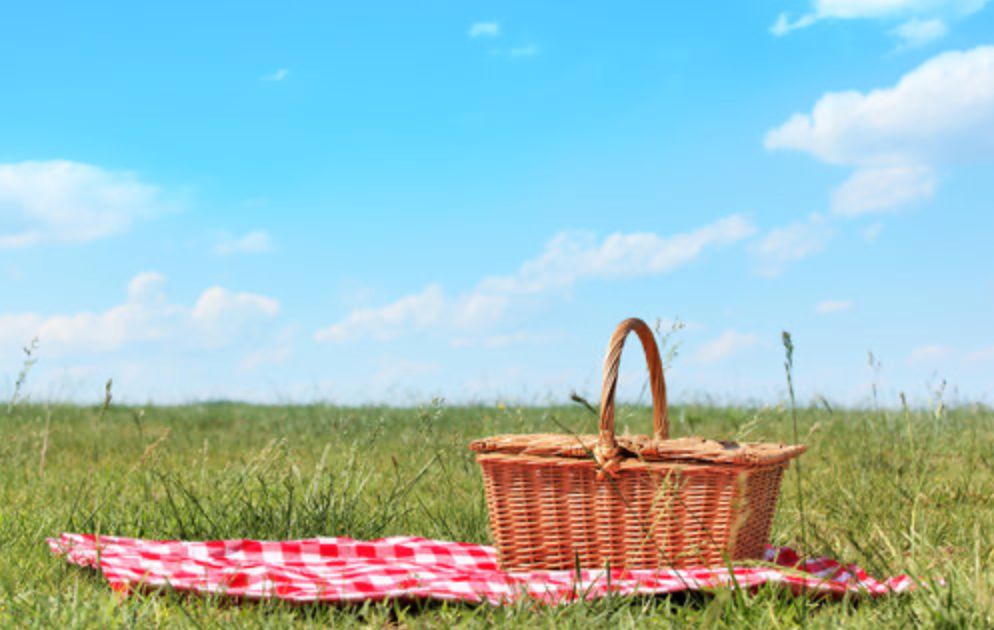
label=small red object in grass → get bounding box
[49,533,914,605]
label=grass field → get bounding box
[2,392,993,628]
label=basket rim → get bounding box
[470,433,806,466]
[474,451,797,472]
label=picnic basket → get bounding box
[470,317,805,571]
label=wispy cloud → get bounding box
[509,44,539,58]
[315,215,756,344]
[965,343,994,363]
[468,21,501,38]
[0,160,167,249]
[751,213,835,276]
[770,12,818,35]
[483,215,755,294]
[863,223,885,242]
[831,166,937,217]
[692,330,759,365]
[263,68,289,81]
[467,21,540,60]
[214,230,274,256]
[892,18,949,47]
[770,0,988,46]
[816,299,854,314]
[315,284,446,343]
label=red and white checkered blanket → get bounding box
[49,533,913,605]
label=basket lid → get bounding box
[470,433,805,466]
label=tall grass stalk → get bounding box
[782,331,808,553]
[7,336,39,414]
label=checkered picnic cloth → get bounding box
[48,533,913,605]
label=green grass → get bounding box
[1,398,993,628]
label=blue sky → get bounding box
[2,0,993,406]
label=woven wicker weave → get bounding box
[470,318,805,571]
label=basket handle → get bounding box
[597,318,669,460]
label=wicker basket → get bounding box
[470,317,805,571]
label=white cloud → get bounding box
[770,0,988,42]
[0,273,280,356]
[766,46,994,167]
[214,230,274,255]
[263,68,289,81]
[816,299,854,314]
[510,44,539,58]
[692,330,760,365]
[767,46,994,216]
[0,311,135,355]
[910,344,952,363]
[468,22,501,38]
[0,160,166,249]
[831,165,937,216]
[751,213,835,275]
[315,215,755,343]
[892,18,949,47]
[191,287,280,344]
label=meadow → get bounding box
[1,392,993,628]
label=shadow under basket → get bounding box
[470,318,805,572]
